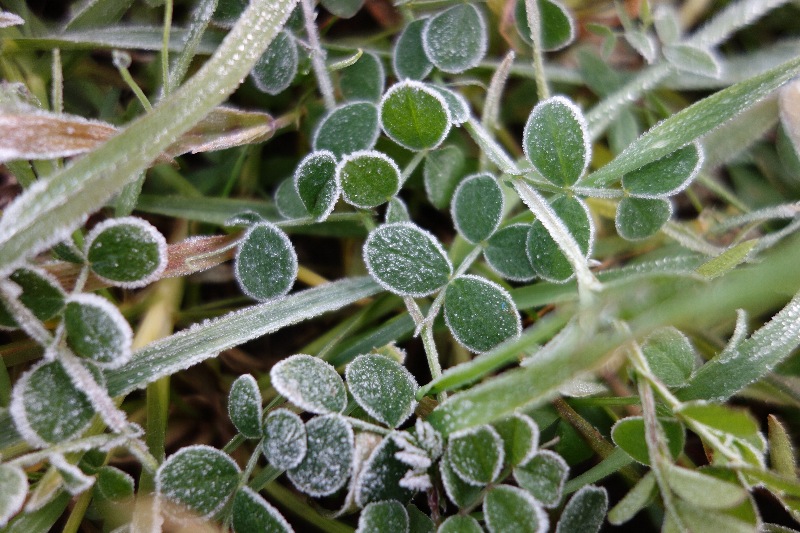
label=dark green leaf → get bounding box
[287,414,353,497]
[356,501,409,533]
[232,486,293,533]
[514,450,568,508]
[407,504,434,533]
[86,217,167,288]
[526,196,593,282]
[429,85,469,125]
[439,515,483,533]
[423,145,465,209]
[493,413,539,467]
[270,354,347,414]
[275,177,310,219]
[515,0,576,51]
[615,197,672,241]
[439,456,482,508]
[313,102,380,158]
[234,222,298,301]
[422,4,487,73]
[447,425,504,485]
[485,484,549,533]
[339,51,385,102]
[385,197,411,223]
[642,328,695,387]
[228,374,262,439]
[0,267,65,329]
[263,408,307,470]
[380,81,451,151]
[555,485,608,533]
[451,173,504,244]
[393,18,433,81]
[294,150,340,221]
[337,150,401,208]
[621,144,702,198]
[64,294,133,369]
[610,417,685,465]
[356,436,416,506]
[484,224,537,282]
[250,29,298,95]
[346,354,418,428]
[94,466,134,501]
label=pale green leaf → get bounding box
[485,484,548,533]
[346,354,418,428]
[228,374,262,439]
[611,417,685,465]
[642,327,695,387]
[664,43,721,78]
[271,354,347,414]
[338,150,401,208]
[287,414,353,497]
[422,4,487,74]
[0,464,27,527]
[695,240,757,280]
[607,471,657,525]
[556,485,607,533]
[263,408,307,470]
[321,0,364,18]
[665,465,747,509]
[768,415,797,480]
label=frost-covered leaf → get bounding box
[664,465,747,509]
[339,52,385,102]
[385,197,410,223]
[768,416,797,479]
[0,464,27,527]
[429,85,469,125]
[424,145,465,209]
[422,4,487,74]
[321,0,364,18]
[642,328,695,387]
[615,197,672,241]
[337,150,401,208]
[0,267,65,329]
[288,414,353,497]
[85,217,167,288]
[356,435,416,506]
[50,454,94,495]
[393,18,433,81]
[356,500,409,533]
[439,515,483,533]
[294,150,340,221]
[250,29,298,95]
[263,408,307,469]
[654,5,681,44]
[485,484,548,533]
[234,222,298,301]
[439,456,482,508]
[664,44,721,78]
[64,293,133,369]
[271,354,347,414]
[363,222,452,297]
[232,486,294,533]
[228,374,262,439]
[346,354,418,428]
[447,425,504,486]
[313,102,380,158]
[156,445,241,520]
[451,173,504,244]
[514,450,568,508]
[93,465,134,502]
[555,485,608,533]
[493,413,539,467]
[275,177,310,219]
[608,471,657,525]
[380,81,451,151]
[526,196,593,283]
[523,96,590,186]
[625,29,657,64]
[621,144,703,198]
[444,275,521,353]
[484,224,536,282]
[676,402,765,452]
[611,417,685,465]
[695,240,757,280]
[515,0,575,51]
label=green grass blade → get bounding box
[64,0,134,31]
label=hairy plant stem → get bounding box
[51,48,62,114]
[422,325,446,404]
[523,0,549,101]
[161,0,174,96]
[301,0,336,110]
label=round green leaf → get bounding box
[232,487,294,533]
[0,464,27,528]
[451,173,504,243]
[263,408,307,470]
[337,150,401,208]
[346,354,418,428]
[439,458,482,508]
[270,354,347,414]
[385,197,410,223]
[321,0,364,18]
[515,0,576,51]
[556,485,608,533]
[642,328,696,388]
[51,454,94,495]
[156,445,241,520]
[523,96,590,186]
[339,51,385,102]
[250,29,298,95]
[356,436,416,506]
[439,515,483,533]
[313,101,380,158]
[406,504,434,533]
[447,425,504,486]
[10,360,99,446]
[85,217,167,288]
[429,85,470,125]
[611,416,685,465]
[275,177,310,219]
[94,466,134,502]
[356,501,409,533]
[422,4,488,74]
[526,195,594,283]
[0,267,65,329]
[294,150,340,221]
[393,18,433,81]
[484,224,537,281]
[424,145,465,209]
[663,465,747,510]
[287,414,354,497]
[380,81,451,151]
[622,143,703,198]
[363,222,452,297]
[514,450,568,508]
[64,293,133,369]
[485,485,549,533]
[443,275,521,353]
[228,374,262,439]
[493,413,540,467]
[615,196,672,241]
[234,222,298,301]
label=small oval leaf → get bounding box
[439,456,482,509]
[313,101,380,158]
[385,197,411,224]
[429,85,470,125]
[356,500,409,533]
[451,173,504,244]
[439,515,483,533]
[380,81,451,151]
[664,465,747,510]
[422,4,488,74]
[493,413,540,467]
[485,484,549,533]
[555,485,608,533]
[86,217,167,288]
[288,414,354,497]
[339,52,385,102]
[622,144,703,198]
[0,464,27,527]
[514,449,569,508]
[232,486,294,533]
[393,18,433,81]
[64,293,133,369]
[228,374,262,439]
[642,328,696,388]
[615,196,672,241]
[611,417,685,465]
[346,354,418,428]
[250,29,298,95]
[444,275,522,354]
[484,224,537,281]
[263,408,307,470]
[275,177,310,219]
[0,267,65,329]
[356,436,416,507]
[516,0,576,51]
[447,425,505,486]
[294,150,340,221]
[423,145,465,210]
[363,222,452,297]
[337,150,401,208]
[663,44,721,78]
[234,222,298,301]
[270,354,347,414]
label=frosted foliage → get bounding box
[393,18,433,80]
[287,415,354,497]
[363,222,452,297]
[663,44,721,78]
[356,436,416,506]
[423,145,465,210]
[50,453,94,495]
[485,485,548,533]
[392,419,443,491]
[337,150,401,209]
[11,360,96,446]
[294,150,339,221]
[493,413,540,466]
[556,486,608,533]
[339,52,385,102]
[356,501,409,533]
[422,4,488,74]
[270,354,347,414]
[263,408,307,470]
[439,515,483,533]
[156,445,241,520]
[642,328,695,387]
[385,197,410,223]
[380,81,451,151]
[64,293,133,369]
[232,486,294,533]
[429,85,470,125]
[447,425,504,485]
[615,197,672,241]
[484,224,536,281]
[621,143,703,198]
[251,29,298,95]
[0,267,65,329]
[439,457,482,508]
[85,217,167,288]
[346,354,418,428]
[234,222,298,301]
[451,173,504,244]
[0,464,27,527]
[514,450,568,508]
[227,374,262,439]
[275,177,310,219]
[313,102,380,158]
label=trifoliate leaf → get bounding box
[664,465,747,509]
[526,195,593,283]
[363,222,452,297]
[493,413,539,467]
[234,222,298,301]
[556,485,608,533]
[346,354,418,428]
[85,217,167,288]
[642,328,695,387]
[424,145,465,209]
[228,374,262,439]
[422,4,488,74]
[232,486,294,533]
[514,450,568,508]
[356,436,416,507]
[484,224,537,282]
[0,267,65,329]
[380,81,451,151]
[356,501,409,533]
[485,484,549,533]
[275,177,310,219]
[0,464,27,527]
[294,150,340,221]
[339,51,385,102]
[622,143,703,198]
[447,425,505,486]
[321,0,364,18]
[429,85,469,125]
[515,0,576,51]
[263,408,307,470]
[288,414,354,497]
[313,101,380,158]
[615,196,672,241]
[393,18,433,81]
[64,293,133,369]
[337,150,401,208]
[270,354,347,414]
[611,417,685,465]
[250,29,298,95]
[451,173,504,243]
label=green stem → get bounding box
[51,48,62,114]
[169,0,219,88]
[523,0,549,101]
[161,0,174,96]
[113,52,154,112]
[61,487,93,533]
[422,325,446,403]
[300,0,336,110]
